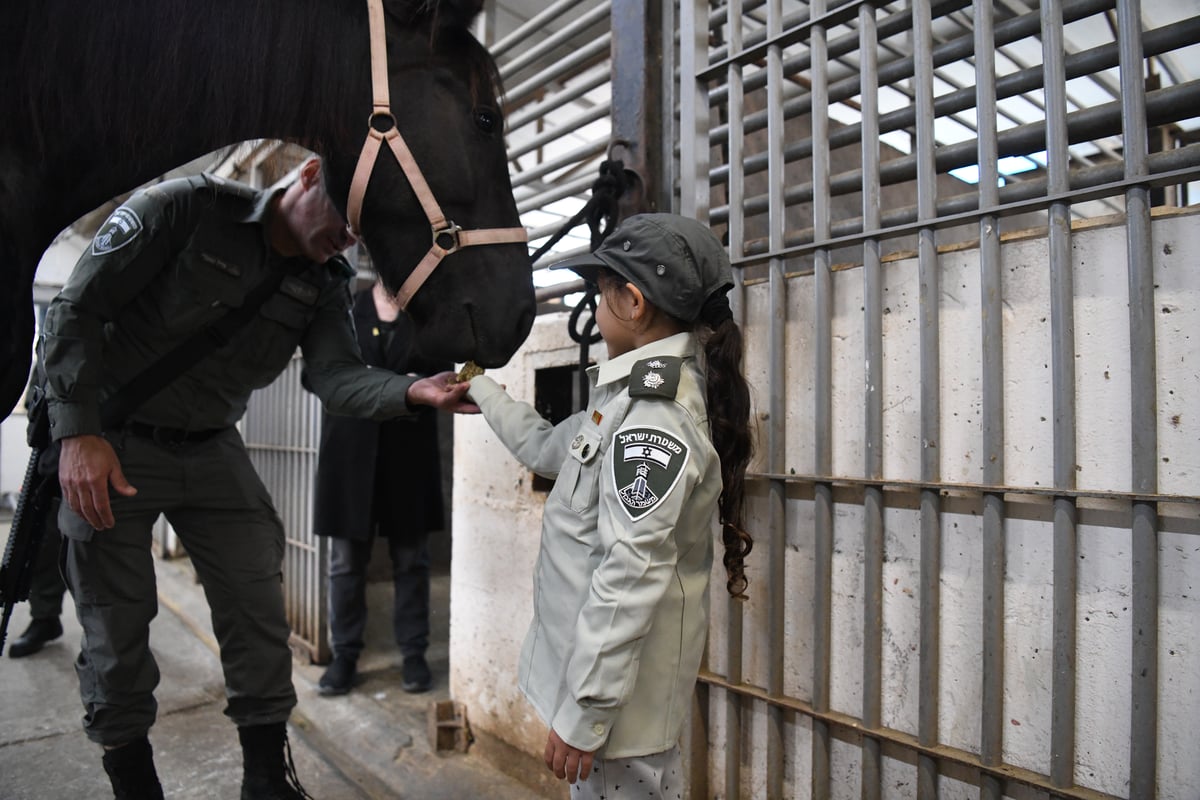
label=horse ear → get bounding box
[386,0,482,30]
[433,0,484,30]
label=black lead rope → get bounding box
[529,158,627,409]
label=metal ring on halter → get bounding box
[433,222,462,254]
[368,111,398,133]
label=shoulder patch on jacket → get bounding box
[611,425,690,521]
[629,356,682,399]
[91,206,144,255]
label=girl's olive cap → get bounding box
[552,213,733,321]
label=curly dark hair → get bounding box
[697,315,754,598]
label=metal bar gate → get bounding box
[673,1,1200,798]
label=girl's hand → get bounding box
[544,728,595,784]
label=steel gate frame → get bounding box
[673,1,1200,798]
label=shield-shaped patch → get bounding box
[91,206,143,255]
[611,425,690,521]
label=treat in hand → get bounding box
[454,361,484,383]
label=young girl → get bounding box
[464,213,753,799]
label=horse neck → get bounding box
[53,2,379,218]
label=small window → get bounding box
[532,363,591,492]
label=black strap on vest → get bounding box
[100,260,306,428]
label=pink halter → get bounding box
[345,0,528,310]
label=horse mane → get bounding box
[14,0,501,160]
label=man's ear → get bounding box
[299,158,322,190]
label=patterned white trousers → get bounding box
[570,745,684,800]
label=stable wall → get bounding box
[450,210,1199,798]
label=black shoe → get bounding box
[401,654,432,693]
[239,722,312,799]
[102,736,165,800]
[8,617,63,658]
[316,655,358,696]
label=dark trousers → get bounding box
[27,523,67,620]
[59,429,296,746]
[327,534,430,661]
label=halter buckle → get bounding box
[433,222,462,254]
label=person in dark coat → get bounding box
[311,281,450,695]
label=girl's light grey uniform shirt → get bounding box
[467,332,722,759]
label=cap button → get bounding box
[656,264,666,276]
[623,240,632,251]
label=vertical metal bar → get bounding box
[1117,1,1159,796]
[659,0,678,215]
[679,0,710,221]
[1041,0,1079,789]
[610,0,663,215]
[913,2,942,797]
[974,4,1006,800]
[765,1,788,798]
[855,4,883,800]
[808,0,833,794]
[724,5,746,798]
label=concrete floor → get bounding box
[0,514,560,800]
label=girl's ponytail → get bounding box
[700,297,754,598]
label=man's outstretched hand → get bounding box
[406,372,481,414]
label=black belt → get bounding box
[124,421,231,446]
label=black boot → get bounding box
[8,617,63,658]
[101,736,165,800]
[238,722,312,799]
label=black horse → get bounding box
[0,0,536,421]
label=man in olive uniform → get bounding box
[38,157,477,800]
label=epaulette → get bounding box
[629,356,682,399]
[199,172,257,202]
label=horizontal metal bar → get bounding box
[516,172,595,214]
[745,471,1200,506]
[535,277,586,303]
[728,159,1200,263]
[697,671,1126,800]
[698,0,879,81]
[706,0,976,109]
[505,35,611,111]
[705,0,1114,144]
[708,16,1199,187]
[498,3,611,82]
[508,104,611,161]
[507,69,611,132]
[511,138,608,189]
[490,0,586,59]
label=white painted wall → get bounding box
[450,211,1199,798]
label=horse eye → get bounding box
[474,109,497,134]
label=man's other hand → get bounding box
[58,435,137,529]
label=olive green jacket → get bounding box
[468,332,722,758]
[39,174,416,439]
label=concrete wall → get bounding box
[449,209,1199,798]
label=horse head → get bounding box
[323,0,535,369]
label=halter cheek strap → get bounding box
[345,0,528,310]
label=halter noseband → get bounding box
[345,0,528,310]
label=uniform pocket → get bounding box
[235,291,314,382]
[58,502,95,543]
[564,427,603,513]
